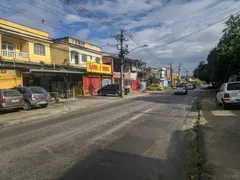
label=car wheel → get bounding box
[222,100,230,110]
[23,101,31,110]
[40,104,48,108]
[98,91,103,96]
[114,92,120,97]
[174,92,177,95]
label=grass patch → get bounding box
[186,97,214,180]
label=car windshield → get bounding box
[3,90,22,97]
[31,88,47,94]
[227,83,240,90]
[176,85,184,88]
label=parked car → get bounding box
[186,83,194,90]
[0,89,24,111]
[97,84,129,97]
[215,82,240,109]
[16,87,49,110]
[174,84,188,95]
[147,84,164,91]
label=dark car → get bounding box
[0,89,24,111]
[16,87,49,110]
[97,84,129,97]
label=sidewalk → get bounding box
[199,96,240,180]
[0,92,150,128]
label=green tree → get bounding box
[194,14,240,85]
[193,61,209,83]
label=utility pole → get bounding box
[186,70,189,79]
[178,63,182,83]
[170,62,173,88]
[115,29,127,98]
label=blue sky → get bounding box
[0,0,240,74]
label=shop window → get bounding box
[34,43,45,55]
[82,54,87,62]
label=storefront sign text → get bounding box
[86,62,111,74]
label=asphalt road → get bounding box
[0,90,197,180]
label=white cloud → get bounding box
[0,0,239,70]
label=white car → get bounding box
[215,82,240,109]
[187,83,194,90]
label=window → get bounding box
[71,52,79,64]
[34,43,45,55]
[95,57,101,63]
[227,83,240,90]
[89,56,92,61]
[3,90,22,97]
[31,87,47,94]
[2,43,14,51]
[82,54,87,62]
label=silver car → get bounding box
[174,84,188,95]
[0,89,24,111]
[16,87,49,110]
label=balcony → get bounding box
[2,50,29,60]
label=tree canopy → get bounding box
[193,14,240,85]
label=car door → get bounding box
[103,85,111,94]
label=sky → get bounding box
[0,0,240,75]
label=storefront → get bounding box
[22,69,83,98]
[0,69,22,89]
[84,62,112,95]
[130,73,138,91]
[113,72,131,88]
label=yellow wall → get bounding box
[0,69,22,89]
[0,18,49,39]
[0,19,52,64]
[2,36,28,52]
[28,40,51,64]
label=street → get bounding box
[0,91,196,180]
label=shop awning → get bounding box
[29,69,84,74]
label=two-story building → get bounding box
[0,18,52,89]
[103,56,147,91]
[51,37,112,96]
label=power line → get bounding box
[0,4,111,47]
[58,0,120,32]
[149,9,240,50]
[147,6,240,44]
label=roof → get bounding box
[53,36,101,49]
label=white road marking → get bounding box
[211,110,238,117]
[88,108,153,144]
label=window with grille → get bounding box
[34,44,45,55]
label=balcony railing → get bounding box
[2,50,29,59]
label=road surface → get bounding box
[0,91,197,180]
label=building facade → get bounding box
[51,37,111,96]
[103,56,147,92]
[0,18,52,89]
